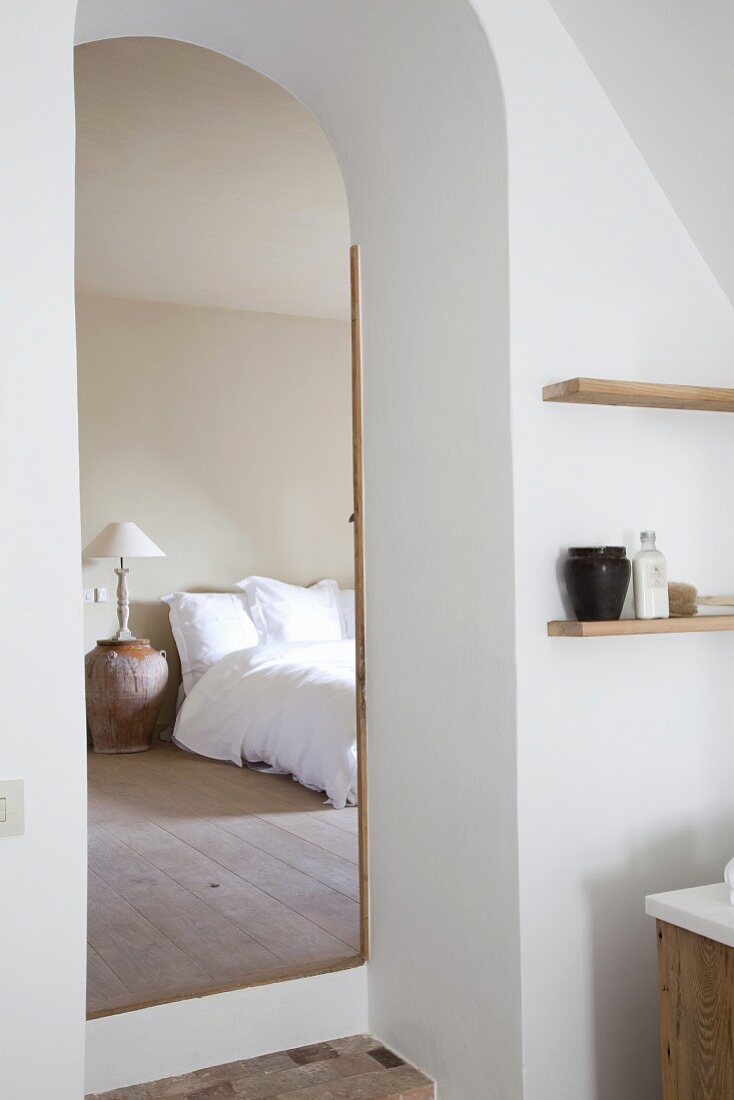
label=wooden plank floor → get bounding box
[87,741,360,1016]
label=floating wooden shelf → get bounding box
[548,617,734,637]
[543,377,734,412]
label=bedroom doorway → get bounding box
[76,37,367,1017]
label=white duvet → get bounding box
[172,640,357,808]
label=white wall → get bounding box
[74,4,519,1099]
[77,294,353,720]
[547,0,734,308]
[0,3,87,1099]
[86,967,367,1094]
[471,1,734,1096]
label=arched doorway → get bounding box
[76,33,367,1017]
[72,3,517,1095]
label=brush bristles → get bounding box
[668,581,698,617]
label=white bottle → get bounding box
[633,530,669,619]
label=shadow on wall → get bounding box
[585,821,734,1100]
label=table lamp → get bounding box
[82,522,166,641]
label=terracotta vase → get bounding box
[85,639,168,753]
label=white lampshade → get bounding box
[83,522,166,560]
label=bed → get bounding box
[161,577,357,809]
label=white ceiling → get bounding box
[74,38,350,320]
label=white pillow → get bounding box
[339,588,356,639]
[160,592,259,695]
[235,576,342,645]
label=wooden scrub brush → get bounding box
[668,582,734,617]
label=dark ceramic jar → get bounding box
[564,546,631,621]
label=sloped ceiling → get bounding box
[548,0,734,308]
[75,37,350,319]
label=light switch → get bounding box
[94,587,107,603]
[84,588,94,603]
[0,780,24,838]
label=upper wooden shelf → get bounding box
[543,377,734,413]
[548,616,734,637]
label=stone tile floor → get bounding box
[86,1035,434,1100]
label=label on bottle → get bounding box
[647,563,667,588]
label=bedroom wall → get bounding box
[77,293,353,720]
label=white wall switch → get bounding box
[84,588,94,603]
[0,780,24,838]
[94,587,107,603]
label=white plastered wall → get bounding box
[471,1,734,1097]
[0,4,87,1099]
[86,969,368,1093]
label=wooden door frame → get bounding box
[351,244,369,959]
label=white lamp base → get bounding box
[113,567,136,641]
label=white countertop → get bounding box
[646,882,734,948]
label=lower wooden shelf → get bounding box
[548,616,734,637]
[542,377,734,412]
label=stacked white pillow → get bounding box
[160,591,259,695]
[236,576,343,645]
[162,581,356,697]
